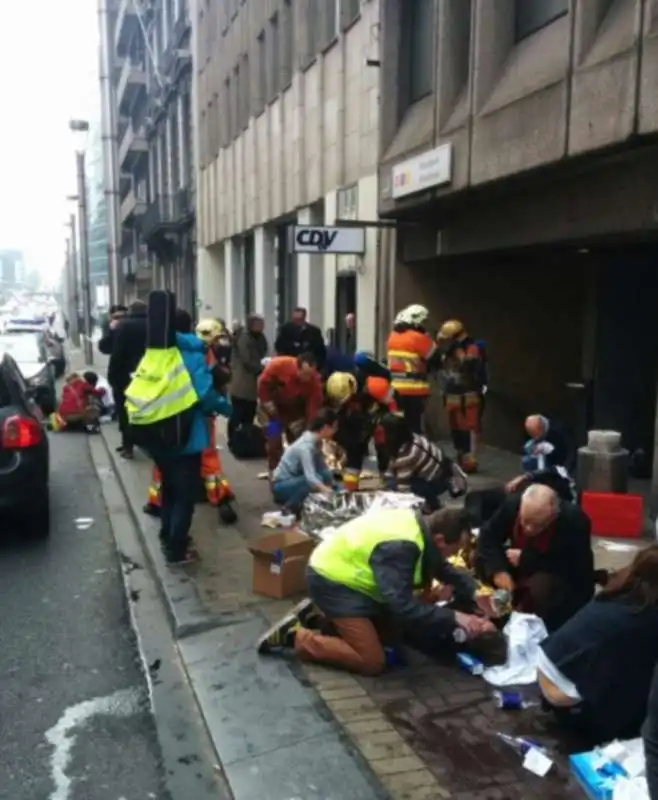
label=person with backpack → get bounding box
[126,307,231,565]
[436,320,486,474]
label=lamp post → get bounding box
[65,212,81,347]
[69,119,93,366]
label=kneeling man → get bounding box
[258,507,495,675]
[475,484,594,632]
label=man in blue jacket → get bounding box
[149,309,232,564]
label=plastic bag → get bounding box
[300,490,424,540]
[482,612,548,686]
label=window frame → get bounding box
[403,0,435,107]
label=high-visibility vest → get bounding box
[310,509,425,600]
[125,347,198,427]
[386,329,436,397]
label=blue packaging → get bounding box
[265,419,283,437]
[383,647,407,668]
[494,690,524,710]
[569,751,628,800]
[456,652,484,676]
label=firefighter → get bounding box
[386,304,442,434]
[325,369,399,492]
[257,353,324,472]
[144,318,237,524]
[436,319,485,474]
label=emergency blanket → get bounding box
[301,490,425,540]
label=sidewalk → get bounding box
[98,418,645,800]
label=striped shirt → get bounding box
[390,434,445,490]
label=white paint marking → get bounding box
[45,686,145,800]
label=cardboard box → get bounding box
[249,529,315,599]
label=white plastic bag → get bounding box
[482,611,548,687]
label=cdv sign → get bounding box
[290,225,366,255]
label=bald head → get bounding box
[525,414,548,440]
[519,484,559,536]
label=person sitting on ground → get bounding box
[271,408,339,515]
[475,484,594,632]
[83,370,114,418]
[49,372,104,433]
[539,544,658,744]
[258,507,496,675]
[381,414,467,511]
[257,352,324,472]
[505,414,575,498]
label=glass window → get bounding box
[341,0,360,28]
[515,0,568,41]
[269,14,280,101]
[322,0,339,46]
[257,31,267,108]
[405,0,435,104]
[282,0,294,87]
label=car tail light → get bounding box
[2,415,42,448]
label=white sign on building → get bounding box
[391,143,453,199]
[290,225,366,255]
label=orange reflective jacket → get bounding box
[386,329,437,397]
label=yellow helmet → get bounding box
[437,319,466,341]
[326,372,358,405]
[196,318,223,343]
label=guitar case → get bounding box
[147,289,177,349]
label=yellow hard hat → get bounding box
[437,319,466,341]
[196,318,223,343]
[326,372,357,405]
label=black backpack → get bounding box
[228,423,266,459]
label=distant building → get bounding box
[0,250,24,291]
[86,121,110,306]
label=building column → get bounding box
[224,238,245,326]
[254,225,276,347]
[296,206,325,330]
[196,244,224,319]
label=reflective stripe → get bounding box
[126,382,197,420]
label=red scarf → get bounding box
[512,514,555,554]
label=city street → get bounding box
[0,429,220,800]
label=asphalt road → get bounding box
[0,431,170,800]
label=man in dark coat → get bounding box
[107,300,147,458]
[98,305,127,356]
[475,483,594,632]
[275,307,326,370]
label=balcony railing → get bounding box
[118,122,148,168]
[120,188,148,224]
[139,191,194,241]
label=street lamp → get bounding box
[69,119,93,366]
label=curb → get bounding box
[99,427,235,639]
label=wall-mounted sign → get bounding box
[391,143,453,199]
[290,225,366,255]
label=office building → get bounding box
[111,0,195,306]
[378,0,658,481]
[194,0,380,350]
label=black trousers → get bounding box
[228,397,257,441]
[155,453,201,560]
[114,388,134,450]
[397,395,426,435]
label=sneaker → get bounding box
[120,448,134,460]
[257,598,321,654]
[218,502,238,525]
[143,503,161,518]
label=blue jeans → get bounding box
[408,477,442,511]
[272,468,333,512]
[156,453,201,560]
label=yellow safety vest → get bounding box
[310,508,425,601]
[125,347,198,426]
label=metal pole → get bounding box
[69,213,81,347]
[76,152,94,366]
[98,0,123,305]
[64,239,74,341]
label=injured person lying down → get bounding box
[257,507,497,676]
[475,483,595,632]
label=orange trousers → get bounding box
[146,418,233,508]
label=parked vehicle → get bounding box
[4,317,66,378]
[0,353,50,537]
[0,333,57,414]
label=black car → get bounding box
[0,354,50,537]
[0,332,57,414]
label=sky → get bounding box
[0,0,100,288]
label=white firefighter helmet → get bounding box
[394,304,430,327]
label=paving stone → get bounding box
[350,730,416,762]
[318,685,369,701]
[343,717,397,736]
[369,754,428,777]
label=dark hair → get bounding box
[109,304,127,315]
[425,508,472,544]
[597,544,658,609]
[128,300,147,315]
[83,370,99,387]
[175,308,193,333]
[381,413,413,455]
[309,408,338,432]
[297,352,316,368]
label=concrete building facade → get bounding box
[193,0,381,350]
[113,0,195,307]
[377,0,658,487]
